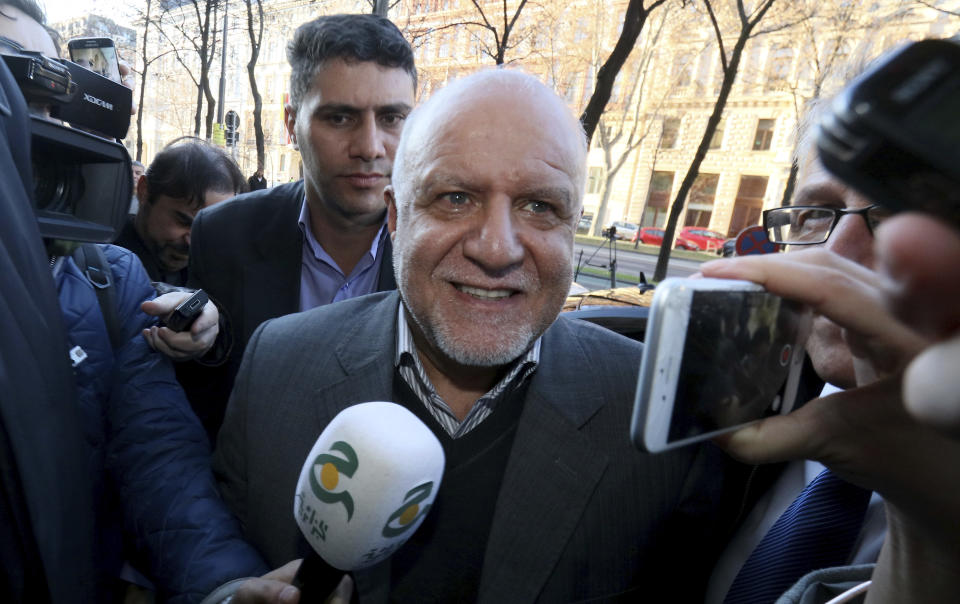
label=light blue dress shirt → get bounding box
[297,198,388,312]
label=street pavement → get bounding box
[572,242,708,291]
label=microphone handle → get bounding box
[292,551,346,604]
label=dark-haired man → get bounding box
[184,13,415,441]
[247,167,267,191]
[115,138,246,287]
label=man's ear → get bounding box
[284,103,298,150]
[385,186,398,241]
[136,175,148,205]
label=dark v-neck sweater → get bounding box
[387,370,530,603]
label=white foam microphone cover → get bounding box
[293,402,445,570]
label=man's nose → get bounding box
[825,213,874,267]
[462,198,525,273]
[349,117,387,162]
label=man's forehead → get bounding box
[793,149,874,209]
[415,93,580,167]
[306,58,415,104]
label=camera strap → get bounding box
[72,243,124,351]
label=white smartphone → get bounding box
[631,278,812,453]
[67,37,121,83]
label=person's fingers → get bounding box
[141,291,191,317]
[875,213,960,338]
[189,300,219,336]
[715,379,904,483]
[264,559,302,583]
[903,335,960,439]
[148,326,181,358]
[230,579,299,604]
[141,327,157,350]
[118,61,138,115]
[701,249,926,373]
[326,574,354,604]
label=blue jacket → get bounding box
[54,244,268,603]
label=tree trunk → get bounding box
[780,160,798,206]
[135,0,152,162]
[580,0,665,144]
[653,0,779,282]
[245,0,265,170]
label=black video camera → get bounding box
[1,43,132,243]
[817,37,960,227]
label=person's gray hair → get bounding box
[392,69,588,212]
[793,40,909,166]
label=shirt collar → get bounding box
[394,303,541,400]
[297,196,387,272]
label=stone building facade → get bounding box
[65,0,954,238]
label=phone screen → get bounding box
[666,289,807,443]
[69,41,120,82]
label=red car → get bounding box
[674,226,726,253]
[631,227,665,246]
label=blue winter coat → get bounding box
[54,244,268,603]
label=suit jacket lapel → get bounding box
[241,184,303,343]
[309,292,400,602]
[479,318,609,603]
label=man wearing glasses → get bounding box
[761,132,894,390]
[705,100,893,602]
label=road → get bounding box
[572,242,707,290]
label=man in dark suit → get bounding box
[247,168,267,191]
[183,14,414,441]
[114,138,245,287]
[215,69,746,602]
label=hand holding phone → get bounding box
[631,278,812,453]
[160,289,209,332]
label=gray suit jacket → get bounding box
[215,291,739,602]
[183,181,396,440]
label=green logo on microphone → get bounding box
[309,441,358,521]
[382,482,434,537]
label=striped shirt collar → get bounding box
[394,303,540,438]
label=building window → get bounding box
[709,118,725,150]
[587,167,604,194]
[671,50,694,88]
[694,49,714,93]
[684,173,719,227]
[766,45,794,90]
[660,117,680,149]
[729,175,768,236]
[753,118,775,151]
[643,171,673,227]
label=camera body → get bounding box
[817,38,960,227]
[1,48,132,243]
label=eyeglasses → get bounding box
[762,204,893,245]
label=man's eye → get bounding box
[440,192,470,206]
[380,113,406,127]
[325,114,351,126]
[522,200,554,214]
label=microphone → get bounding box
[292,402,445,602]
